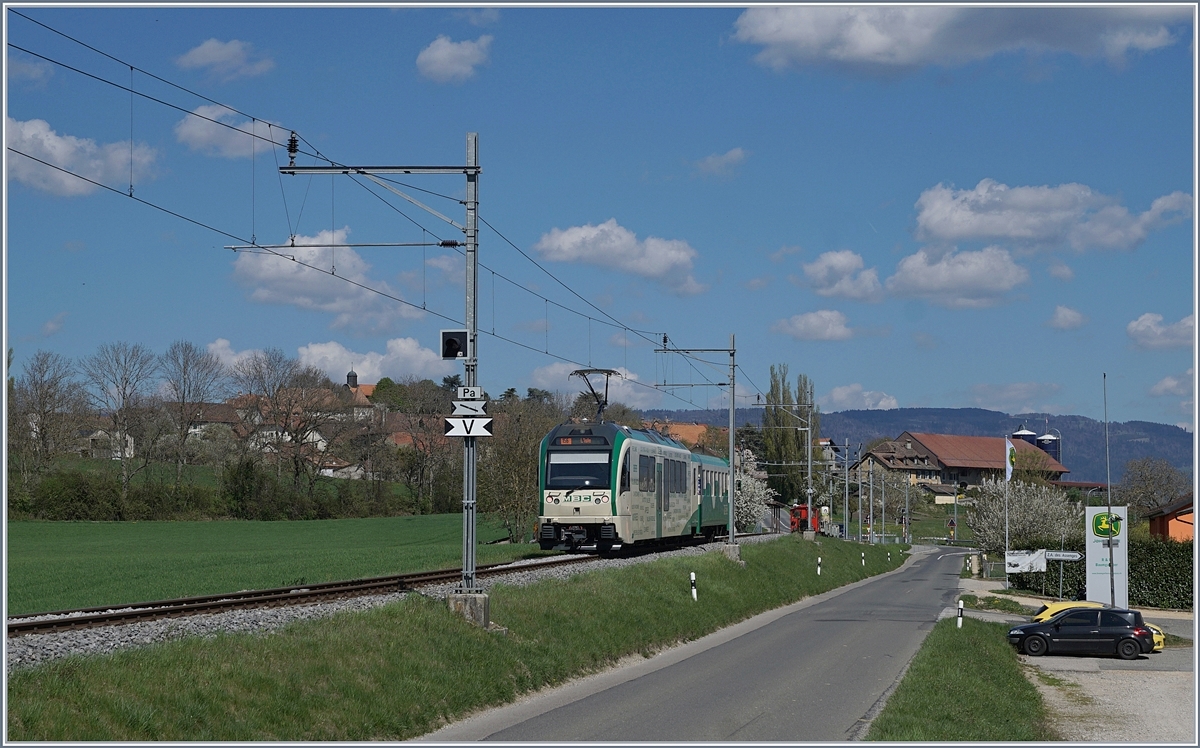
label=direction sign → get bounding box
[1045,550,1083,562]
[444,417,493,437]
[452,400,488,416]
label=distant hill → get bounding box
[639,407,1193,484]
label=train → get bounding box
[536,420,732,552]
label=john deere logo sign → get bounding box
[1091,512,1123,538]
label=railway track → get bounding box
[8,532,774,639]
[6,555,597,638]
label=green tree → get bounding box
[369,377,408,411]
[762,364,805,504]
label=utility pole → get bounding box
[280,133,490,622]
[657,335,739,561]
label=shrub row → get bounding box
[7,462,418,522]
[1007,536,1193,610]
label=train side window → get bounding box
[639,454,655,492]
[620,455,630,493]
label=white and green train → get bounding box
[537,421,732,552]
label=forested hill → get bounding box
[639,407,1193,484]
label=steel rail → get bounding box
[6,556,595,638]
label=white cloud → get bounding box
[232,228,424,332]
[534,218,706,296]
[175,39,274,81]
[1126,313,1194,350]
[801,250,884,301]
[207,339,261,369]
[772,310,855,341]
[823,383,898,411]
[914,179,1191,253]
[455,8,500,27]
[885,247,1029,308]
[531,362,661,410]
[40,312,67,337]
[6,117,156,196]
[970,382,1063,414]
[417,35,492,83]
[174,105,276,159]
[9,57,53,84]
[1150,368,1193,397]
[298,338,451,384]
[1048,305,1086,330]
[1048,261,1074,281]
[733,6,1191,72]
[693,147,747,177]
[770,245,802,263]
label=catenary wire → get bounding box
[8,146,701,408]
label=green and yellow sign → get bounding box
[1091,511,1123,538]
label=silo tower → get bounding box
[1011,424,1037,445]
[1036,431,1061,464]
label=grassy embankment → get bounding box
[867,617,1056,741]
[7,515,533,615]
[8,533,905,741]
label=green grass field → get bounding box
[867,617,1055,741]
[7,535,909,741]
[6,516,544,615]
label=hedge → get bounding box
[1007,537,1193,610]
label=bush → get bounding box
[28,471,122,521]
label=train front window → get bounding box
[546,451,611,489]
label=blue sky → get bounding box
[5,5,1196,429]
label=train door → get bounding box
[655,460,663,538]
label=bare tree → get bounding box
[1116,457,1192,517]
[8,350,89,491]
[159,340,228,490]
[393,376,459,513]
[479,393,567,541]
[231,349,348,492]
[79,342,160,509]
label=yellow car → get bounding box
[1032,600,1165,652]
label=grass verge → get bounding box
[7,536,904,741]
[958,593,1035,616]
[866,617,1057,741]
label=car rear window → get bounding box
[1102,611,1136,627]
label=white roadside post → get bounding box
[690,572,697,602]
[817,556,822,576]
[957,599,964,629]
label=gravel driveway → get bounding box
[1022,648,1195,742]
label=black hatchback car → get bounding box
[1008,607,1155,660]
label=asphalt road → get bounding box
[421,545,967,742]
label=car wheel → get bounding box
[1024,635,1047,657]
[1117,638,1140,660]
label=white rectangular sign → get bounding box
[456,386,483,400]
[452,400,488,416]
[1005,549,1047,573]
[444,417,493,437]
[1085,506,1128,608]
[1045,550,1083,562]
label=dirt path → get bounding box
[1024,655,1195,742]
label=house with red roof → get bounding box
[853,431,1069,492]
